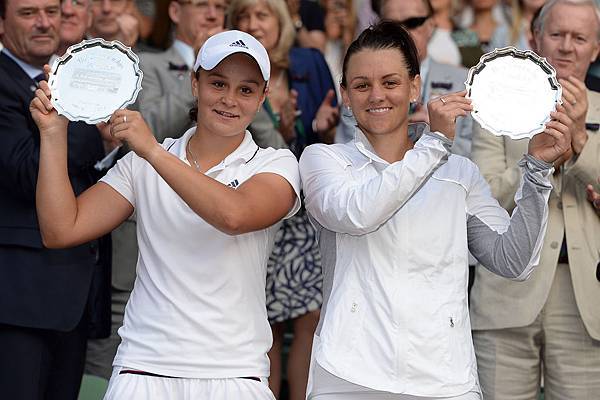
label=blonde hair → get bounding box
[509,0,524,45]
[228,0,296,69]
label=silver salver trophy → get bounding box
[49,38,143,124]
[466,47,562,140]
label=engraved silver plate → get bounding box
[49,38,143,124]
[466,47,562,140]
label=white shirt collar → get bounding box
[176,128,260,172]
[2,48,44,79]
[172,40,195,69]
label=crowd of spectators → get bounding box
[0,0,599,399]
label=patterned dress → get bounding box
[264,47,336,324]
[266,207,322,323]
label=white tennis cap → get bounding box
[193,30,270,82]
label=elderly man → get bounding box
[469,0,600,398]
[135,0,225,142]
[57,0,91,55]
[0,0,111,398]
[88,0,139,47]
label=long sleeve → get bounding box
[300,132,452,235]
[467,155,553,281]
[470,123,522,211]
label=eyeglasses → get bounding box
[398,15,430,30]
[177,0,227,14]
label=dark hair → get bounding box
[1,0,6,18]
[340,20,420,88]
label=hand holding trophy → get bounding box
[466,47,570,164]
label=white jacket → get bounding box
[300,128,552,396]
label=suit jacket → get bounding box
[335,59,473,157]
[469,89,600,340]
[0,52,110,336]
[136,45,195,143]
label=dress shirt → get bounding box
[2,48,43,79]
[299,127,553,396]
[172,39,195,69]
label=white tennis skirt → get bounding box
[103,366,275,400]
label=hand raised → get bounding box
[427,90,472,141]
[528,105,572,164]
[109,110,161,161]
[278,89,298,143]
[314,89,340,138]
[560,76,588,154]
[116,13,140,47]
[29,64,68,136]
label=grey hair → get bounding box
[534,0,600,41]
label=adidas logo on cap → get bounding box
[229,40,248,49]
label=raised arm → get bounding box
[471,123,522,210]
[468,108,572,280]
[300,132,452,235]
[31,81,134,248]
[108,110,300,236]
[467,155,553,281]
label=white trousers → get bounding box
[103,366,275,400]
[307,361,481,400]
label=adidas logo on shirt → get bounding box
[229,40,248,49]
[227,179,240,188]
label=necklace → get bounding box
[186,137,201,171]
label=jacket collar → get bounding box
[352,128,391,167]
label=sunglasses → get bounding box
[399,15,430,29]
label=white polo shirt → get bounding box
[100,128,301,378]
[300,128,552,397]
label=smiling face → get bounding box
[535,2,600,81]
[341,48,420,140]
[192,52,267,138]
[0,0,61,67]
[235,1,280,53]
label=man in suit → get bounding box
[469,0,600,398]
[0,0,111,398]
[136,0,226,142]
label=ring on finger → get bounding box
[440,97,447,105]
